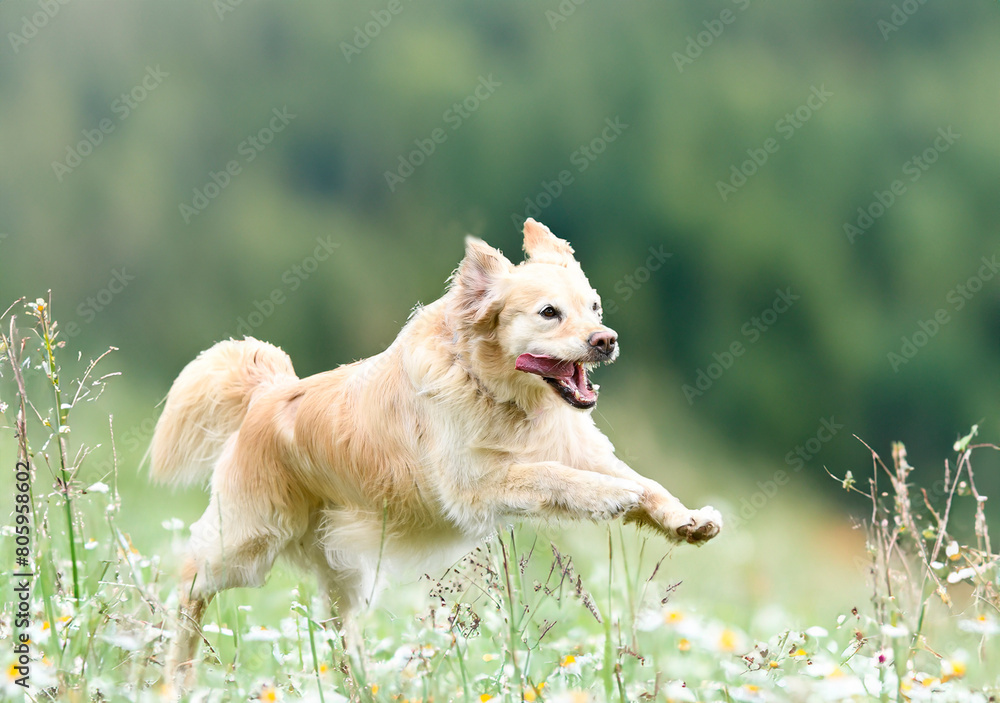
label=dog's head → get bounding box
[450,218,618,411]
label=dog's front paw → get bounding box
[664,506,723,545]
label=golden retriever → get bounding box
[151,218,721,688]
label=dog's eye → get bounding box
[539,305,560,319]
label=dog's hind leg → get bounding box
[165,488,305,695]
[164,558,215,696]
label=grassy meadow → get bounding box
[3,2,1000,701]
[2,299,999,702]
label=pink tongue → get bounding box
[516,354,597,403]
[515,354,574,379]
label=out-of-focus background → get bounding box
[1,1,998,618]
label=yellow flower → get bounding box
[479,695,492,702]
[482,653,497,662]
[319,663,328,674]
[677,638,691,652]
[941,659,966,682]
[370,684,379,694]
[664,609,684,624]
[524,682,545,702]
[561,654,576,667]
[793,648,807,657]
[259,684,278,702]
[768,661,779,669]
[718,629,738,652]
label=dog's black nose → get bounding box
[589,330,617,355]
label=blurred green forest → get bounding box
[1,0,999,535]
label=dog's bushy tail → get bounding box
[149,338,297,487]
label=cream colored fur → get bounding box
[151,218,721,691]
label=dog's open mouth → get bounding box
[515,354,597,409]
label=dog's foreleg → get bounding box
[576,456,722,544]
[487,462,644,522]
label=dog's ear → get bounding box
[522,218,578,267]
[452,236,512,323]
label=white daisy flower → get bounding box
[947,567,978,584]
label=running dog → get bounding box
[151,218,721,687]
